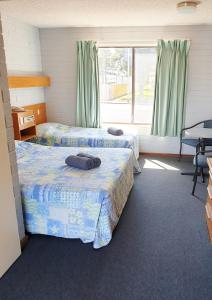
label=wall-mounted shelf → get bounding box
[8,75,51,89]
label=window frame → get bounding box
[99,46,157,125]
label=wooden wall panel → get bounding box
[24,102,47,125]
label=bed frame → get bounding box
[23,103,47,125]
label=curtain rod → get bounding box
[97,39,190,47]
[158,38,191,41]
[97,41,157,47]
[98,39,190,42]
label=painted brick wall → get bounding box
[40,25,212,154]
[1,16,45,107]
[0,17,25,240]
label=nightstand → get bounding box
[12,110,36,141]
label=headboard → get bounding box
[23,103,47,125]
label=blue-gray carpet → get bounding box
[1,156,212,300]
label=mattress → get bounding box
[16,141,134,248]
[33,123,141,173]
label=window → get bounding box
[99,47,157,124]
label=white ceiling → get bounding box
[0,0,212,28]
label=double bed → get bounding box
[24,103,141,173]
[16,141,134,248]
[34,122,141,172]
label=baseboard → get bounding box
[20,235,29,250]
[140,152,193,158]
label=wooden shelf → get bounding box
[208,158,212,171]
[20,134,36,141]
[8,76,50,89]
[208,185,212,200]
[206,213,212,242]
[205,158,212,242]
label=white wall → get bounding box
[1,16,45,106]
[40,26,212,154]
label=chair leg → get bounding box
[179,142,182,161]
[201,168,205,183]
[192,171,195,182]
[192,167,199,195]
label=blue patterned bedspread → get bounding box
[33,123,140,173]
[16,141,134,248]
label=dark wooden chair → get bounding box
[179,119,212,160]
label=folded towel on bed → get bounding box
[65,155,95,170]
[77,153,101,168]
[107,127,124,136]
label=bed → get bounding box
[35,122,140,172]
[24,103,141,173]
[16,141,134,248]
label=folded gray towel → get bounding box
[107,127,124,136]
[77,153,101,168]
[65,155,94,170]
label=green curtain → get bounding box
[151,39,190,137]
[76,41,100,128]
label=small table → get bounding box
[181,128,212,175]
[12,110,36,141]
[184,128,212,139]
